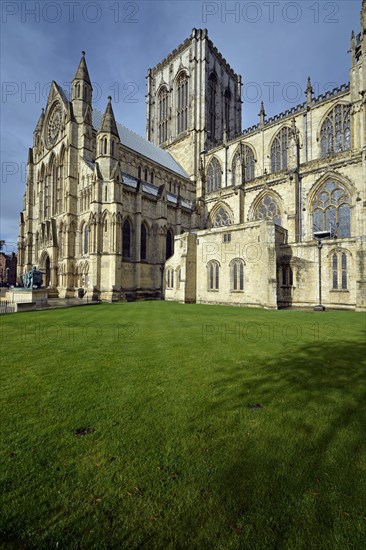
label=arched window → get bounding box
[176,268,181,290]
[244,146,255,182]
[206,157,221,193]
[312,180,351,238]
[83,225,89,255]
[212,206,233,227]
[166,229,174,259]
[254,194,282,226]
[137,166,141,180]
[271,127,291,172]
[233,144,256,183]
[232,151,241,187]
[111,140,115,156]
[207,260,219,290]
[331,251,348,289]
[177,73,188,135]
[103,137,107,155]
[58,150,66,214]
[141,223,147,261]
[224,89,231,137]
[320,104,351,157]
[166,268,174,289]
[158,87,168,144]
[122,219,132,258]
[231,259,244,291]
[208,73,218,140]
[280,265,293,287]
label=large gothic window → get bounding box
[177,73,188,135]
[254,194,282,226]
[208,73,218,140]
[159,87,168,144]
[206,157,221,193]
[224,89,231,138]
[320,104,351,157]
[312,180,351,238]
[271,127,291,173]
[122,219,132,258]
[212,206,233,227]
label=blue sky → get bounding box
[0,0,363,250]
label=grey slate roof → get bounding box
[92,109,188,179]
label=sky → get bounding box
[0,0,363,251]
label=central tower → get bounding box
[146,28,242,191]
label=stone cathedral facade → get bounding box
[18,1,366,310]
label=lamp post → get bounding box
[313,230,331,311]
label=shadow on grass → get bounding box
[204,336,366,549]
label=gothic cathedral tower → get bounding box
[146,28,242,194]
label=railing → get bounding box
[0,301,16,315]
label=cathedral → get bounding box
[17,1,366,310]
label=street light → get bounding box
[313,230,331,311]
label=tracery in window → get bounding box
[312,180,351,238]
[206,157,221,193]
[159,87,168,144]
[320,104,351,157]
[177,73,188,135]
[271,127,291,172]
[254,194,282,226]
[212,206,233,228]
[232,145,255,185]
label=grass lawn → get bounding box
[1,302,366,549]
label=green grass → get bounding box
[1,302,365,549]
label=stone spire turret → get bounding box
[96,97,120,180]
[99,96,120,138]
[305,77,313,106]
[259,101,266,128]
[73,50,91,86]
[71,51,92,123]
